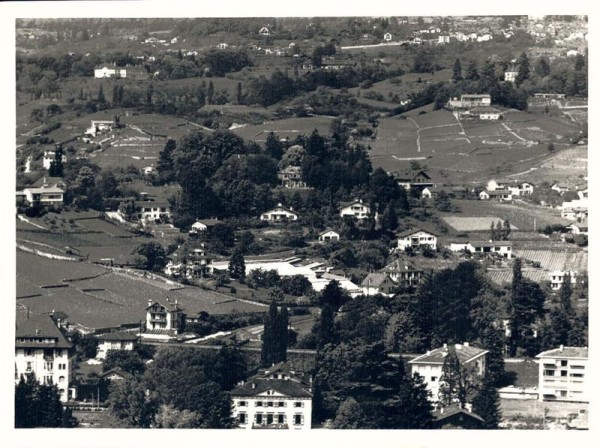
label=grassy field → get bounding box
[442,216,516,232]
[231,116,334,142]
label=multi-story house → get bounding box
[447,94,492,109]
[94,66,127,78]
[277,166,307,189]
[15,313,73,402]
[397,229,438,251]
[144,298,184,336]
[465,241,513,259]
[18,184,64,207]
[383,259,423,288]
[339,199,371,220]
[536,346,588,402]
[392,169,434,192]
[409,343,488,402]
[135,200,172,222]
[230,363,313,429]
[361,272,396,297]
[42,148,67,170]
[479,190,513,201]
[548,271,578,291]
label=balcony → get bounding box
[150,317,167,323]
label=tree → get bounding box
[465,61,479,81]
[106,377,156,428]
[48,146,65,177]
[236,81,243,104]
[207,80,214,104]
[15,374,69,428]
[534,57,551,78]
[260,302,288,367]
[452,58,463,82]
[502,220,511,240]
[317,302,336,351]
[154,404,201,428]
[438,346,468,406]
[132,242,167,271]
[481,327,506,387]
[228,247,246,280]
[574,54,585,72]
[156,139,177,184]
[331,397,368,429]
[97,84,106,104]
[515,52,530,86]
[380,201,399,232]
[472,375,501,429]
[265,132,284,160]
[103,350,146,375]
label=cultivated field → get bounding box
[16,251,266,330]
[441,216,516,232]
[449,200,572,231]
[513,250,588,272]
[231,116,334,143]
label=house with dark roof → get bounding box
[260,203,299,222]
[15,313,73,402]
[143,298,184,340]
[361,272,396,297]
[536,346,588,403]
[409,343,488,402]
[392,169,433,192]
[397,229,438,252]
[95,331,140,359]
[433,403,486,429]
[383,259,423,288]
[230,363,313,429]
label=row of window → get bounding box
[239,400,304,408]
[21,349,64,357]
[238,413,304,426]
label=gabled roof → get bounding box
[101,368,134,380]
[393,169,432,182]
[15,314,72,349]
[32,177,66,188]
[135,200,171,208]
[96,331,139,342]
[384,259,422,273]
[192,219,221,228]
[319,229,339,236]
[409,344,488,365]
[24,186,65,194]
[536,346,588,359]
[230,379,312,398]
[397,228,437,238]
[433,404,485,424]
[146,298,183,312]
[339,199,369,209]
[361,272,391,287]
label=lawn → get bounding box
[441,216,516,232]
[231,116,334,143]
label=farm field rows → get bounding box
[441,216,516,232]
[486,268,549,286]
[450,199,571,230]
[513,250,588,272]
[17,251,109,286]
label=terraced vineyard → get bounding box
[514,249,588,272]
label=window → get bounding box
[59,376,65,382]
[294,402,303,408]
[294,414,303,425]
[277,414,285,424]
[255,414,263,424]
[26,362,32,372]
[45,362,53,371]
[238,413,247,424]
[238,401,247,407]
[543,370,554,376]
[267,401,274,407]
[266,414,274,425]
[431,376,437,382]
[571,373,584,378]
[25,349,34,357]
[561,360,568,367]
[561,371,568,377]
[256,401,263,407]
[278,401,285,407]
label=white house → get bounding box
[230,363,313,429]
[361,273,396,297]
[392,169,433,191]
[548,271,578,291]
[467,107,503,120]
[135,200,172,222]
[409,343,488,402]
[504,70,519,82]
[466,241,513,258]
[42,149,67,170]
[85,120,113,137]
[566,223,588,235]
[95,331,139,359]
[144,298,184,336]
[566,50,579,57]
[397,229,438,251]
[318,229,340,243]
[509,182,535,196]
[94,66,127,78]
[447,94,492,109]
[561,208,587,221]
[259,27,270,36]
[15,313,73,402]
[277,166,307,189]
[20,185,64,207]
[190,219,221,233]
[260,203,299,222]
[383,32,393,42]
[551,183,570,194]
[479,190,513,201]
[217,43,229,49]
[536,346,588,402]
[339,199,371,220]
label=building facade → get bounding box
[230,363,313,430]
[397,229,438,251]
[95,332,139,359]
[145,298,184,335]
[339,199,371,219]
[15,314,73,402]
[536,346,588,402]
[260,204,299,222]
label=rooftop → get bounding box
[95,331,140,342]
[230,378,312,398]
[15,313,72,349]
[536,346,588,359]
[409,343,488,365]
[361,272,391,288]
[397,228,438,238]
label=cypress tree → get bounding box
[438,346,466,406]
[228,248,246,280]
[452,58,463,82]
[472,375,501,429]
[317,302,335,351]
[260,301,278,367]
[98,84,105,103]
[278,305,289,362]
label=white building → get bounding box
[361,272,396,297]
[548,271,578,291]
[504,70,519,82]
[15,314,73,402]
[339,199,371,219]
[42,149,67,170]
[19,185,64,207]
[277,166,307,189]
[94,66,127,78]
[144,298,184,337]
[397,229,437,251]
[383,32,393,42]
[260,203,299,222]
[95,332,139,360]
[447,94,492,109]
[409,343,488,402]
[259,27,270,36]
[466,241,513,258]
[85,120,113,137]
[231,363,312,429]
[318,229,340,243]
[383,259,422,288]
[536,346,588,402]
[479,190,513,201]
[135,200,171,222]
[190,219,221,233]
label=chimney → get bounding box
[251,382,256,389]
[148,299,152,307]
[560,345,564,352]
[277,202,282,207]
[35,328,40,335]
[443,343,447,349]
[465,403,473,413]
